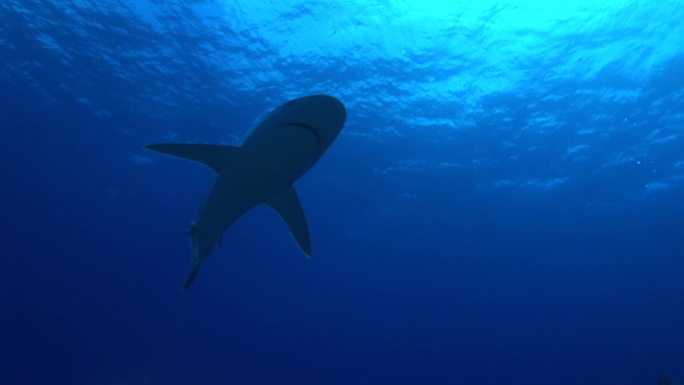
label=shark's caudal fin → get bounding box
[183,260,203,292]
[145,143,242,176]
[265,186,312,256]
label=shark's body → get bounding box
[146,94,346,290]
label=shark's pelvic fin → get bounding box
[187,221,197,235]
[265,186,312,257]
[145,143,241,176]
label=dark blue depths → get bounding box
[1,1,684,385]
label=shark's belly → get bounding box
[242,124,322,185]
[194,125,320,252]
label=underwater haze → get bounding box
[2,1,684,384]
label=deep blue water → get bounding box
[2,1,684,384]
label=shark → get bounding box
[145,94,346,291]
[659,373,683,385]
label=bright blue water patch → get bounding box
[1,1,683,385]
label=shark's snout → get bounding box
[290,94,346,152]
[251,94,346,152]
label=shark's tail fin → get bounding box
[183,261,203,292]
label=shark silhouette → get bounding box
[146,94,346,291]
[659,372,682,385]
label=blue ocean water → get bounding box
[1,0,684,384]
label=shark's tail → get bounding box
[183,261,203,292]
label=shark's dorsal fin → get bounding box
[145,143,241,175]
[265,186,312,257]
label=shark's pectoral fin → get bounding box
[145,143,242,175]
[265,187,312,257]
